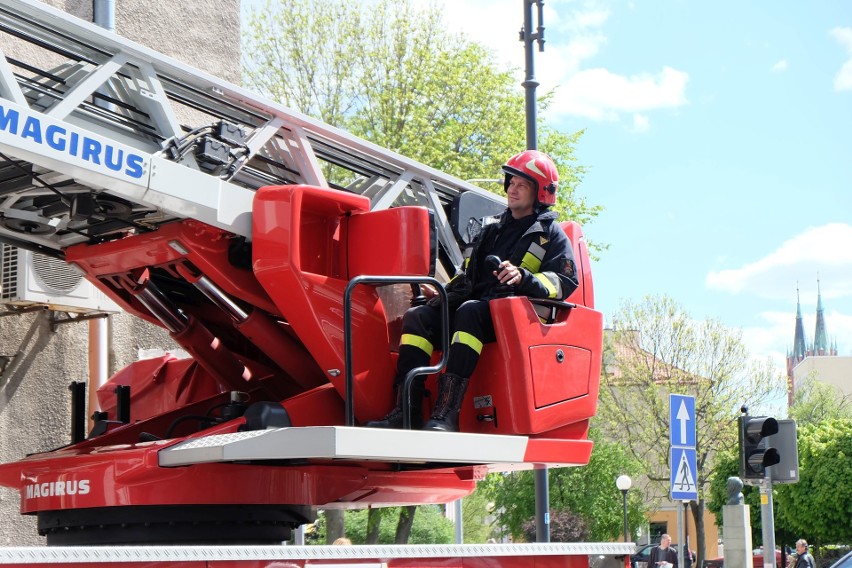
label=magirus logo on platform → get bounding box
[0,103,146,180]
[24,479,90,500]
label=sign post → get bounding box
[670,394,697,568]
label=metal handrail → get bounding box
[343,276,449,428]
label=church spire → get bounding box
[793,284,807,361]
[814,278,828,355]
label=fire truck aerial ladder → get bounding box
[0,0,616,562]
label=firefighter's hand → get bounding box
[420,283,439,299]
[494,261,523,286]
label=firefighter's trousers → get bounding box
[396,300,495,382]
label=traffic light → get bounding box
[770,419,799,484]
[738,415,780,480]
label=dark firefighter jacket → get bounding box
[463,208,579,303]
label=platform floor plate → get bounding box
[158,426,530,467]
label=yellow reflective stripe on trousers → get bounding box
[534,272,558,298]
[452,331,483,354]
[400,333,433,356]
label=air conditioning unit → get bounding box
[0,244,120,313]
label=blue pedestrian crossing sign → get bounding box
[670,447,698,500]
[669,394,696,448]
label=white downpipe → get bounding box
[87,0,114,428]
[93,0,115,32]
[87,317,109,427]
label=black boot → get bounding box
[422,373,469,432]
[364,380,425,429]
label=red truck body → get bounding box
[0,1,621,565]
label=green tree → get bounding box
[598,295,786,566]
[307,506,453,545]
[325,509,345,543]
[461,482,499,544]
[344,506,454,544]
[523,510,589,543]
[483,428,645,541]
[707,424,852,555]
[775,418,852,549]
[789,374,852,426]
[242,0,363,127]
[242,0,602,231]
[366,508,381,544]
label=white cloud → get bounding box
[536,4,611,82]
[556,34,609,75]
[436,1,609,74]
[550,66,689,120]
[740,309,852,372]
[828,311,852,355]
[630,113,650,133]
[741,310,801,372]
[438,0,689,124]
[568,8,611,30]
[772,59,788,73]
[438,1,521,69]
[540,3,689,122]
[830,27,852,91]
[706,223,852,300]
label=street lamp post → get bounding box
[616,475,632,544]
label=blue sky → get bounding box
[431,0,852,372]
[241,0,852,372]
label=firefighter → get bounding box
[366,150,579,432]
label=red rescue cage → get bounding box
[0,0,612,553]
[0,184,602,545]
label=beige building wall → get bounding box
[646,507,721,559]
[0,0,240,546]
[792,356,852,398]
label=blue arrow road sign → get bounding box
[670,394,696,448]
[670,446,698,501]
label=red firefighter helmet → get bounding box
[501,150,559,206]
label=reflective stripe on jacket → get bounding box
[462,208,578,302]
